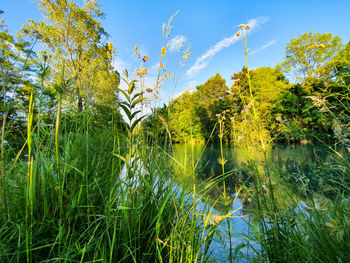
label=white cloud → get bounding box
[250,40,276,55]
[246,16,269,29]
[186,16,269,77]
[169,35,187,52]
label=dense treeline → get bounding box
[0,1,125,152]
[145,32,350,146]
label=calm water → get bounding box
[169,143,332,262]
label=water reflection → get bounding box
[169,143,335,262]
[170,144,331,201]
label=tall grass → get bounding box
[0,65,231,262]
[1,15,350,263]
[244,152,350,262]
[238,26,350,261]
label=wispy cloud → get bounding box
[250,40,276,55]
[169,35,187,52]
[186,16,269,77]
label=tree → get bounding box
[1,15,33,219]
[283,31,343,85]
[169,91,203,143]
[196,73,229,109]
[21,0,119,111]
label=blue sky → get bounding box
[2,0,350,105]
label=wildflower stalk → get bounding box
[115,75,147,174]
[243,28,266,151]
[0,68,9,221]
[26,91,34,263]
[217,113,233,262]
[55,93,62,208]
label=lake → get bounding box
[169,143,334,262]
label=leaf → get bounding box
[119,101,130,107]
[119,104,131,120]
[117,206,131,210]
[117,88,131,102]
[124,69,128,79]
[131,97,147,109]
[128,80,136,94]
[131,92,144,102]
[131,115,146,133]
[130,110,142,120]
[53,83,63,94]
[113,153,129,168]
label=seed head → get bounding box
[161,46,166,57]
[107,42,113,51]
[134,45,140,59]
[183,52,192,61]
[141,67,147,75]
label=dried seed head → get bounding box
[141,67,147,75]
[161,46,166,57]
[183,52,192,61]
[134,45,140,59]
[107,42,113,51]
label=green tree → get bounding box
[0,15,33,218]
[283,31,343,86]
[169,91,203,143]
[230,67,289,145]
[21,0,119,111]
[196,73,229,110]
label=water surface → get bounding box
[170,143,332,261]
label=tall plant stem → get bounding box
[218,120,233,262]
[26,91,34,263]
[0,69,9,221]
[55,94,63,215]
[244,32,266,151]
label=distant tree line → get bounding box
[144,32,350,145]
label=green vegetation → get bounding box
[148,32,350,146]
[1,1,350,262]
